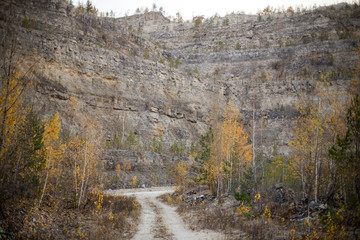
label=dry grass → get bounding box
[160,192,302,240]
[82,194,141,239]
[0,194,141,239]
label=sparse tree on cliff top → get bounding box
[152,3,157,12]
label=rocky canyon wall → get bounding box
[1,0,359,187]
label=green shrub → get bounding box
[170,141,185,156]
[169,57,175,67]
[143,51,150,59]
[125,131,140,150]
[218,41,225,50]
[260,71,267,82]
[339,31,349,39]
[194,18,202,27]
[234,191,252,204]
[175,57,180,68]
[319,31,329,41]
[328,52,334,65]
[21,16,29,28]
[222,18,229,26]
[152,136,163,154]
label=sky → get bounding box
[88,0,356,19]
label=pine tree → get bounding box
[329,94,360,205]
[86,0,92,13]
[16,112,45,195]
[0,41,37,201]
[193,127,214,191]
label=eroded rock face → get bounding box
[0,1,359,167]
[103,149,186,188]
[128,5,359,155]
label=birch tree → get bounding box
[77,117,104,208]
[221,102,252,192]
[290,75,346,202]
[40,113,64,205]
[194,102,252,196]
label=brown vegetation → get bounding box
[0,38,140,239]
[1,193,140,239]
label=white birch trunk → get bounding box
[301,160,306,200]
[40,149,51,206]
[314,98,321,203]
[252,107,256,187]
[74,151,77,200]
[78,142,88,208]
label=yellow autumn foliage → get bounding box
[0,67,29,155]
[175,160,189,192]
[219,102,252,193]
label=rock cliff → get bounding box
[1,0,359,187]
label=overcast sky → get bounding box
[88,0,355,19]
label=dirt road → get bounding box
[106,187,224,240]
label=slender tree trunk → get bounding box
[327,133,337,197]
[229,155,232,192]
[314,155,319,202]
[342,176,346,204]
[74,151,77,200]
[78,142,88,208]
[0,75,10,152]
[226,138,231,192]
[314,98,321,203]
[0,109,7,152]
[262,158,265,180]
[55,163,63,198]
[83,149,93,200]
[315,152,319,203]
[121,113,126,143]
[40,149,51,206]
[0,47,17,152]
[281,160,284,183]
[326,159,332,196]
[252,107,257,189]
[13,149,23,186]
[238,163,241,191]
[217,176,220,198]
[84,170,90,201]
[301,159,306,200]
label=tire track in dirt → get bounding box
[106,187,225,240]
